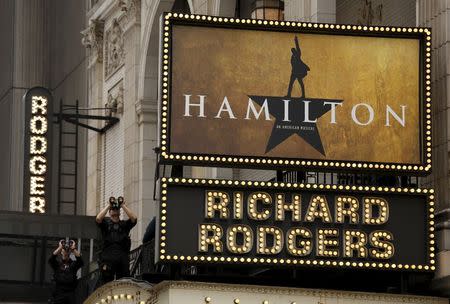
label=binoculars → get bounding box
[60,239,75,251]
[109,196,124,210]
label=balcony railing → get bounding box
[75,241,157,303]
[273,170,419,187]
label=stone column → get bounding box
[416,1,450,213]
[285,0,335,23]
[417,0,450,295]
[82,19,105,216]
[10,0,51,211]
[120,0,145,248]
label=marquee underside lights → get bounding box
[159,13,432,174]
[157,178,435,272]
[23,87,53,213]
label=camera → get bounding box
[60,239,75,251]
[109,196,124,210]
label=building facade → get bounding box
[83,1,450,294]
[0,1,95,302]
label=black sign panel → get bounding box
[158,178,435,272]
[23,87,53,213]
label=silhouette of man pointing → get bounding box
[286,36,310,98]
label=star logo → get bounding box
[249,36,342,156]
[248,96,342,155]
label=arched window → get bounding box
[251,0,284,20]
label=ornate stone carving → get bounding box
[81,19,105,65]
[106,81,124,115]
[104,19,125,78]
[118,0,141,27]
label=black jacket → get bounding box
[48,254,84,292]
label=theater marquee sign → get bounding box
[157,178,435,272]
[23,87,53,213]
[159,13,432,173]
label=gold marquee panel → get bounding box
[158,13,432,174]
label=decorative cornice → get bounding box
[135,98,158,124]
[152,281,446,304]
[81,19,105,66]
[83,278,154,304]
[84,279,448,304]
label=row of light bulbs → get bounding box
[93,294,143,304]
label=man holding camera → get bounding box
[96,196,137,285]
[48,239,84,304]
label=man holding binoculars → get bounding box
[96,196,137,285]
[48,239,84,304]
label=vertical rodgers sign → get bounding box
[23,87,53,213]
[159,13,431,174]
[157,178,435,272]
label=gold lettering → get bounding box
[305,195,332,223]
[205,191,229,219]
[29,197,45,213]
[226,224,253,254]
[369,230,394,259]
[335,196,359,224]
[344,230,367,258]
[363,197,389,224]
[233,192,243,219]
[30,116,48,135]
[247,192,272,220]
[29,156,47,175]
[257,226,283,254]
[30,176,45,195]
[275,193,301,221]
[30,136,47,154]
[287,227,312,256]
[31,96,47,115]
[198,224,223,253]
[317,228,339,257]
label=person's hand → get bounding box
[118,196,125,207]
[70,240,76,251]
[109,196,116,208]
